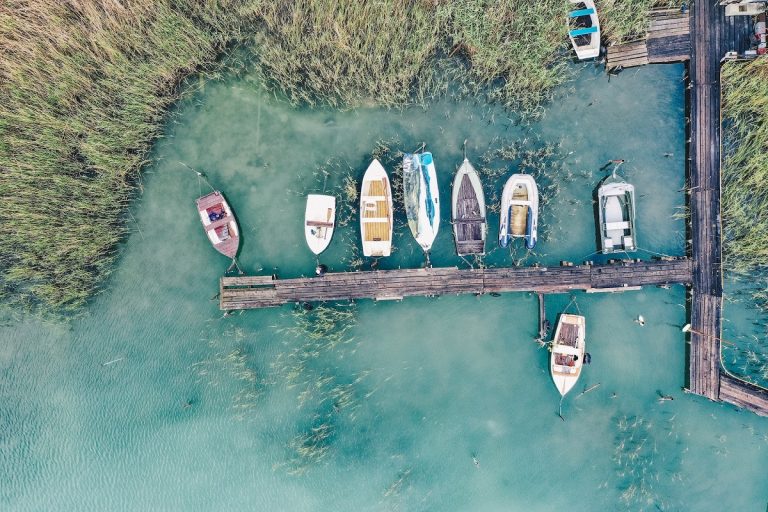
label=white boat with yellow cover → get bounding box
[360,159,393,257]
[550,314,586,397]
[304,194,336,255]
[499,174,538,250]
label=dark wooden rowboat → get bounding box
[451,158,486,256]
[196,191,240,259]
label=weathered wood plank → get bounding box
[220,259,693,310]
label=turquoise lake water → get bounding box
[2,63,767,511]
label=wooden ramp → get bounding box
[220,259,692,310]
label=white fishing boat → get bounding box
[499,174,538,250]
[598,179,636,254]
[568,0,600,60]
[451,158,486,256]
[360,159,393,257]
[550,314,586,397]
[403,151,440,252]
[304,194,336,255]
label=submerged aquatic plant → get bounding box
[612,413,683,511]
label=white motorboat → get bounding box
[598,179,636,254]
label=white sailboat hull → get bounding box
[404,152,440,252]
[305,194,336,255]
[360,159,393,257]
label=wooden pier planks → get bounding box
[688,0,724,402]
[607,8,691,69]
[220,259,693,310]
[719,373,768,417]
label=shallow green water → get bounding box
[2,63,767,511]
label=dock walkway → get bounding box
[220,259,692,310]
[606,7,752,70]
[688,1,768,415]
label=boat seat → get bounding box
[306,220,334,228]
[622,236,634,249]
[604,237,615,248]
[509,200,530,206]
[569,8,595,17]
[570,26,598,37]
[605,221,630,231]
[362,217,389,223]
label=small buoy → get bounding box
[634,315,646,326]
[315,264,328,276]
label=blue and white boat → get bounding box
[499,174,538,250]
[403,151,440,252]
[568,0,600,60]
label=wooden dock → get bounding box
[220,259,692,310]
[607,8,691,69]
[607,6,753,70]
[687,1,768,416]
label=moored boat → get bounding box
[196,191,240,259]
[550,313,586,397]
[360,159,393,257]
[403,151,440,252]
[597,178,636,254]
[568,0,600,60]
[305,194,336,255]
[451,158,486,256]
[499,174,538,250]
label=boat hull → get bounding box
[403,152,440,252]
[568,0,600,60]
[597,181,636,254]
[360,159,393,257]
[305,194,336,255]
[549,313,586,397]
[196,191,240,259]
[451,159,487,256]
[499,174,538,249]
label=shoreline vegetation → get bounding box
[721,57,768,386]
[1,0,676,312]
[721,57,768,277]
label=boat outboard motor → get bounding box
[584,352,592,365]
[315,264,328,276]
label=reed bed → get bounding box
[721,57,768,275]
[720,58,768,386]
[599,0,684,45]
[1,1,666,312]
[0,0,262,311]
